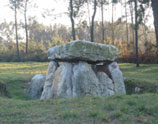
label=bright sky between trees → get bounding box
[0,0,154,28]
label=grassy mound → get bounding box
[119,63,158,94]
[125,79,158,94]
[0,62,48,99]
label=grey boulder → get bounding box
[28,74,45,99]
[108,62,126,95]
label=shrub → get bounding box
[0,81,10,98]
[125,79,158,94]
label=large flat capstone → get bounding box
[48,40,118,63]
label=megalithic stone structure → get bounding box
[36,40,126,100]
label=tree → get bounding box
[128,0,149,67]
[9,0,23,62]
[69,0,85,40]
[0,21,15,42]
[125,0,129,43]
[134,0,139,67]
[151,0,158,49]
[90,0,97,42]
[129,1,135,48]
[20,0,37,54]
[98,0,108,43]
[86,0,91,28]
[111,0,119,44]
[69,0,76,40]
[24,0,29,54]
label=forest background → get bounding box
[0,0,158,65]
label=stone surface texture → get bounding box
[50,62,73,98]
[28,74,45,99]
[72,61,101,97]
[96,72,114,96]
[48,40,118,63]
[40,61,126,99]
[108,62,126,94]
[40,61,58,100]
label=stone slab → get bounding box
[48,40,118,63]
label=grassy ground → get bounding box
[0,62,158,123]
[1,62,158,83]
[119,63,158,94]
[0,94,158,124]
[0,62,48,99]
[0,62,48,81]
[119,63,158,84]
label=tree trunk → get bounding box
[101,1,104,43]
[134,0,139,67]
[151,0,158,48]
[111,2,114,44]
[125,0,128,43]
[70,0,76,40]
[87,1,91,28]
[129,2,135,50]
[90,0,97,42]
[24,0,29,54]
[15,1,20,62]
[90,0,97,70]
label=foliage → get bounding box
[0,81,10,98]
[0,20,156,62]
[9,0,24,10]
[128,0,150,27]
[125,79,158,94]
[0,0,157,64]
[119,53,158,64]
[0,41,49,62]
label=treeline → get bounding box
[0,0,158,64]
[0,20,157,62]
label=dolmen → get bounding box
[29,40,126,99]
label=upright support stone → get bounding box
[50,62,73,98]
[72,61,101,97]
[40,61,58,100]
[108,62,126,95]
[96,72,114,96]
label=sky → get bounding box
[0,0,154,28]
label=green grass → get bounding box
[0,62,158,97]
[0,62,48,99]
[119,63,158,83]
[0,62,48,81]
[1,62,158,84]
[0,94,158,124]
[0,62,158,123]
[119,63,158,94]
